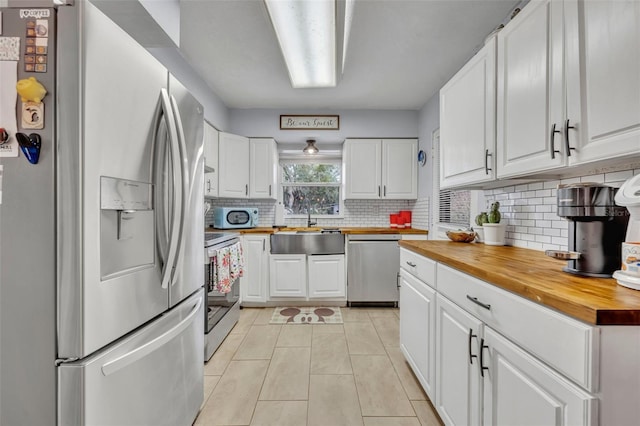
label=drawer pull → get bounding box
[406,261,417,267]
[479,338,489,377]
[466,295,491,310]
[468,329,477,365]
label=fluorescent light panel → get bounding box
[265,0,336,88]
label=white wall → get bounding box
[417,93,439,200]
[228,109,418,147]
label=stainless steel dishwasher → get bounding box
[347,234,401,306]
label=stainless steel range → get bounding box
[204,232,241,360]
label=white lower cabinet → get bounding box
[308,255,345,298]
[399,270,436,399]
[482,327,596,426]
[400,251,602,426]
[269,255,307,298]
[435,294,483,426]
[270,254,346,300]
[240,235,269,304]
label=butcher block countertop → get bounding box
[207,227,428,235]
[399,240,640,326]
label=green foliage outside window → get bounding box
[282,163,341,215]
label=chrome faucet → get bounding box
[306,201,317,227]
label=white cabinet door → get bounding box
[497,0,566,178]
[249,138,277,200]
[308,255,345,298]
[436,294,483,426]
[566,0,640,166]
[483,327,597,426]
[382,139,417,199]
[270,254,307,298]
[399,270,436,399]
[440,38,496,189]
[204,172,216,198]
[203,122,218,172]
[343,139,382,199]
[218,132,249,198]
[240,235,269,304]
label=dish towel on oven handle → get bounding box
[212,242,244,294]
[230,241,244,280]
[214,246,231,294]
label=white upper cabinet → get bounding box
[249,138,278,200]
[440,37,497,189]
[497,0,566,178]
[218,132,250,198]
[497,0,640,179]
[565,0,640,165]
[343,138,417,199]
[203,123,218,198]
[343,139,382,199]
[204,122,218,172]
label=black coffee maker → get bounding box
[546,183,629,277]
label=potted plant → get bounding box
[483,202,507,245]
[474,212,488,243]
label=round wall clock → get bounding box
[418,150,426,166]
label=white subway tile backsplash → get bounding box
[605,170,634,182]
[483,166,635,251]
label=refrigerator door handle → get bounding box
[100,295,203,377]
[153,89,182,290]
[168,94,189,287]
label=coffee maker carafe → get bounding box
[546,183,629,277]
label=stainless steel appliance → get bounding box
[546,183,629,277]
[0,3,204,425]
[347,234,401,306]
[213,206,259,229]
[204,232,241,361]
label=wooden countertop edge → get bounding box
[399,241,640,326]
[207,227,428,235]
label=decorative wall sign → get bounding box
[280,115,339,130]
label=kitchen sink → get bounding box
[270,232,345,255]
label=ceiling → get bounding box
[179,0,521,111]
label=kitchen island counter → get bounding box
[399,240,640,325]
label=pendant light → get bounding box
[303,139,319,154]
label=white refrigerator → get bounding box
[0,2,205,425]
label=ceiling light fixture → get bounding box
[264,0,352,88]
[303,139,319,154]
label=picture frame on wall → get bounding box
[280,115,340,130]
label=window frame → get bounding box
[279,158,345,219]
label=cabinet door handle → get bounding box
[479,338,489,377]
[466,295,491,310]
[484,149,492,175]
[263,239,265,251]
[384,185,387,197]
[245,184,248,196]
[269,184,272,196]
[564,119,576,157]
[378,186,381,197]
[406,261,416,267]
[468,329,478,365]
[207,179,211,192]
[550,123,561,159]
[397,272,401,289]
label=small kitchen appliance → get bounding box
[546,183,629,277]
[612,174,640,289]
[213,207,259,229]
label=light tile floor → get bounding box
[196,307,443,426]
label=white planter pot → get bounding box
[483,223,506,246]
